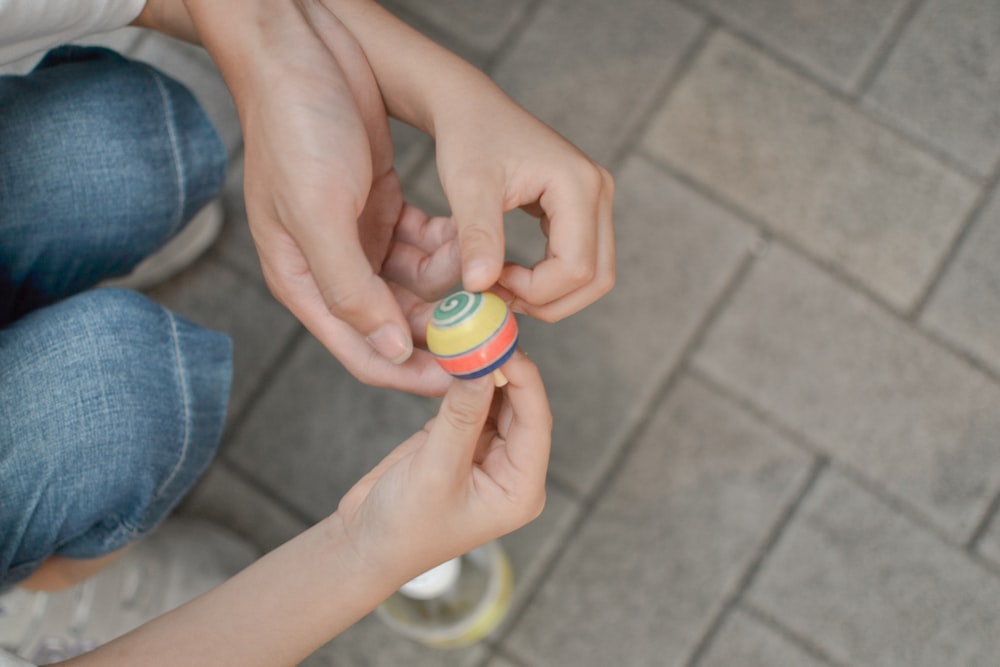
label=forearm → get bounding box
[135,0,506,138]
[178,0,347,132]
[62,515,396,667]
[131,0,200,44]
[310,0,506,137]
[135,0,320,93]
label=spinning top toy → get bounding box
[426,290,518,386]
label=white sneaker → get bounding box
[0,518,257,665]
[103,200,225,291]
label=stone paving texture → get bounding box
[17,0,1000,664]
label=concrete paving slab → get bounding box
[973,506,1000,567]
[694,243,1000,542]
[696,607,833,667]
[224,333,437,521]
[748,469,1000,667]
[864,0,1000,177]
[490,0,705,164]
[147,259,300,428]
[488,484,582,640]
[503,376,814,667]
[390,118,432,180]
[921,184,1000,377]
[179,460,309,554]
[643,31,978,312]
[685,0,908,92]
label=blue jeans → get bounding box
[0,46,231,589]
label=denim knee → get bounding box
[0,46,227,322]
[0,288,232,589]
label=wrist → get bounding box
[181,0,317,131]
[132,0,201,43]
[181,0,270,86]
[316,0,494,136]
[317,513,403,601]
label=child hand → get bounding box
[335,350,551,586]
[433,90,616,323]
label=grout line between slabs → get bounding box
[608,18,718,172]
[665,1,985,185]
[739,602,853,667]
[639,147,1000,396]
[478,0,550,77]
[219,454,320,530]
[852,0,929,98]
[635,148,925,317]
[912,155,1000,319]
[222,324,308,450]
[968,489,1000,555]
[188,456,310,532]
[217,326,322,527]
[691,366,1000,582]
[683,457,829,667]
[482,645,534,667]
[486,243,762,659]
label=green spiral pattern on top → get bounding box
[432,291,482,328]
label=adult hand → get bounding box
[183,0,459,395]
[336,350,551,582]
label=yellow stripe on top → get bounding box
[426,291,509,357]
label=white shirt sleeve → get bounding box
[0,0,147,65]
[0,649,35,667]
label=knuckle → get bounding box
[319,284,361,314]
[448,171,497,202]
[444,395,486,432]
[564,259,596,286]
[318,275,374,319]
[575,161,606,193]
[459,222,500,250]
[344,351,391,389]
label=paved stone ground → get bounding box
[18,0,1000,664]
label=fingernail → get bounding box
[367,323,413,364]
[464,256,495,290]
[489,283,516,305]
